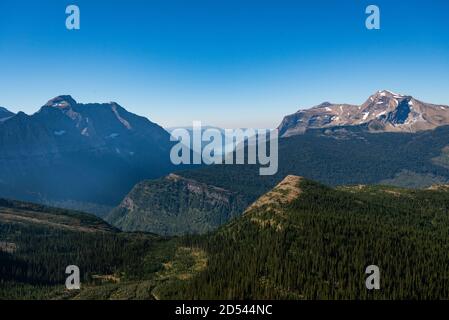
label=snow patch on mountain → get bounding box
[278,90,449,137]
[112,105,132,130]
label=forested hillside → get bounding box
[109,124,449,234]
[164,176,449,299]
[0,199,184,299]
[106,173,246,235]
[181,125,449,194]
[4,175,449,299]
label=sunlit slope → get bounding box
[171,176,449,299]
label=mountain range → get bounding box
[110,122,449,235]
[3,90,449,299]
[166,125,237,156]
[278,90,449,137]
[3,90,449,232]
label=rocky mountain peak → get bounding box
[45,95,77,109]
[374,90,403,99]
[0,95,175,215]
[278,90,449,137]
[362,90,409,109]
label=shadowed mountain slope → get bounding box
[0,96,175,215]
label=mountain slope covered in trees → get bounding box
[4,176,449,299]
[0,198,185,300]
[166,176,449,299]
[110,125,449,234]
[106,173,246,235]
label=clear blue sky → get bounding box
[1,0,448,128]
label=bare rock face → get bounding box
[278,90,449,137]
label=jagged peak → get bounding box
[378,89,403,96]
[45,95,77,109]
[368,90,407,102]
[360,90,414,114]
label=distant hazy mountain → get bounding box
[0,107,14,121]
[0,95,175,215]
[278,90,449,137]
[166,125,240,156]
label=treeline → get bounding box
[165,180,449,299]
[4,174,449,299]
[181,125,449,197]
[0,220,170,299]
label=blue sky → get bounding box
[0,0,448,128]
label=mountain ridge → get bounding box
[162,176,449,299]
[5,176,449,299]
[278,90,449,137]
[0,95,175,215]
[111,123,449,235]
[0,107,14,121]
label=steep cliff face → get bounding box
[106,174,247,235]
